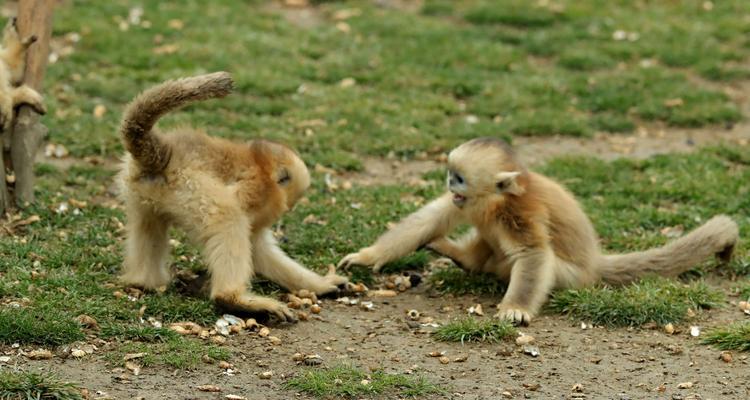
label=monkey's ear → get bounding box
[495,171,523,195]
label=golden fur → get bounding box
[117,72,348,323]
[0,17,45,132]
[339,137,739,325]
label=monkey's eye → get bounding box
[496,180,509,191]
[277,170,291,185]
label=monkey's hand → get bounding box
[310,265,352,296]
[494,303,532,326]
[215,293,297,324]
[338,246,387,273]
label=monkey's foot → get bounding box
[215,293,297,324]
[338,246,385,272]
[716,243,735,263]
[494,304,532,326]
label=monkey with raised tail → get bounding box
[0,17,45,132]
[117,72,349,322]
[339,137,739,325]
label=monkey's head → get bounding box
[250,140,310,211]
[446,138,525,209]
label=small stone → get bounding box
[501,391,512,398]
[515,335,535,345]
[523,383,540,391]
[438,356,450,364]
[572,383,584,392]
[719,351,732,363]
[523,345,540,357]
[259,371,273,379]
[304,354,323,366]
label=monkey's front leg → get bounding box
[339,193,461,272]
[202,214,296,323]
[252,230,349,296]
[494,248,555,326]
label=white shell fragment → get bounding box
[690,326,701,337]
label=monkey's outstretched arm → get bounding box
[494,247,556,326]
[339,193,461,272]
[252,230,349,295]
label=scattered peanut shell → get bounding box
[197,385,221,392]
[369,289,397,297]
[297,289,313,299]
[125,361,141,376]
[304,354,323,366]
[218,361,233,369]
[211,336,227,345]
[677,381,693,389]
[123,352,147,361]
[268,336,282,345]
[427,351,444,357]
[310,304,321,314]
[245,319,259,330]
[406,309,420,321]
[438,356,450,364]
[292,353,305,362]
[664,323,675,334]
[258,327,271,337]
[27,349,53,360]
[259,371,273,379]
[453,355,468,362]
[351,283,368,293]
[71,349,86,358]
[468,304,484,316]
[75,314,99,330]
[297,311,309,321]
[515,335,535,345]
[720,351,732,363]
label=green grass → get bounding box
[702,322,750,352]
[99,325,180,343]
[105,336,230,369]
[0,308,84,346]
[45,0,748,168]
[433,318,517,343]
[736,281,750,300]
[429,266,507,296]
[548,278,724,327]
[285,364,445,398]
[0,372,84,400]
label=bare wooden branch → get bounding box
[9,0,54,206]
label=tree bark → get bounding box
[6,0,54,209]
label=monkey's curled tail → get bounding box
[120,72,234,174]
[599,215,739,285]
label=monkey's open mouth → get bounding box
[452,193,467,207]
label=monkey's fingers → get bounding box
[337,253,363,270]
[494,307,531,327]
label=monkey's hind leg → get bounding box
[11,85,45,115]
[494,248,555,326]
[120,204,172,290]
[198,210,296,323]
[426,229,493,272]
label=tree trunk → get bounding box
[1,0,54,212]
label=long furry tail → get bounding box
[599,215,739,285]
[120,72,234,174]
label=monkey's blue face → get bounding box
[447,169,468,207]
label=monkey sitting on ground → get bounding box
[117,72,349,322]
[339,137,739,325]
[0,17,45,132]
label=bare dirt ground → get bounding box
[5,280,749,400]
